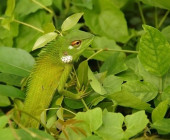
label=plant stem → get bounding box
[87,48,138,56]
[13,19,44,33]
[0,17,44,33]
[73,66,80,88]
[158,10,170,28]
[31,0,53,14]
[137,1,146,24]
[81,99,89,111]
[46,107,76,116]
[87,49,104,61]
[155,7,158,28]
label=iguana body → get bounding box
[21,30,93,128]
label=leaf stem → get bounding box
[0,17,44,33]
[158,10,170,28]
[13,19,44,33]
[46,107,76,116]
[81,98,89,111]
[87,49,104,61]
[31,0,53,14]
[137,1,146,24]
[87,48,138,58]
[73,66,80,88]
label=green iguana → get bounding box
[21,30,93,128]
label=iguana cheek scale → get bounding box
[21,30,93,128]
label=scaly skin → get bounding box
[21,31,93,128]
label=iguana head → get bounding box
[59,30,94,63]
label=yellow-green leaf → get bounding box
[61,13,84,32]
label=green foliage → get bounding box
[0,0,170,139]
[138,25,170,76]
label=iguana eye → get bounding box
[71,40,81,48]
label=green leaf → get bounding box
[77,61,89,88]
[138,25,170,76]
[162,69,170,90]
[102,75,123,94]
[152,100,169,123]
[100,52,127,75]
[83,36,122,61]
[117,69,142,82]
[64,98,84,109]
[0,115,8,129]
[151,119,170,134]
[84,0,129,42]
[61,13,84,32]
[162,25,170,43]
[72,0,93,9]
[15,10,52,52]
[0,22,19,47]
[0,47,35,77]
[57,107,64,121]
[96,111,124,140]
[16,128,55,140]
[124,111,149,138]
[140,0,170,10]
[53,0,63,11]
[0,85,25,99]
[75,108,103,132]
[0,95,11,107]
[0,128,55,140]
[97,110,149,140]
[14,0,52,17]
[138,61,160,88]
[112,0,129,8]
[83,135,103,140]
[161,86,170,103]
[32,32,58,51]
[88,68,107,95]
[0,128,14,140]
[122,81,158,102]
[0,73,22,87]
[108,90,152,111]
[59,119,91,140]
[5,0,15,17]
[125,54,139,73]
[1,0,15,30]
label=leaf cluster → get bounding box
[1,0,170,140]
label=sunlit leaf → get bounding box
[0,85,25,99]
[138,25,170,76]
[0,47,35,77]
[122,81,158,102]
[61,13,84,31]
[75,108,103,132]
[84,0,129,42]
[32,32,58,51]
[152,100,169,123]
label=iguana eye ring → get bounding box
[71,40,81,48]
